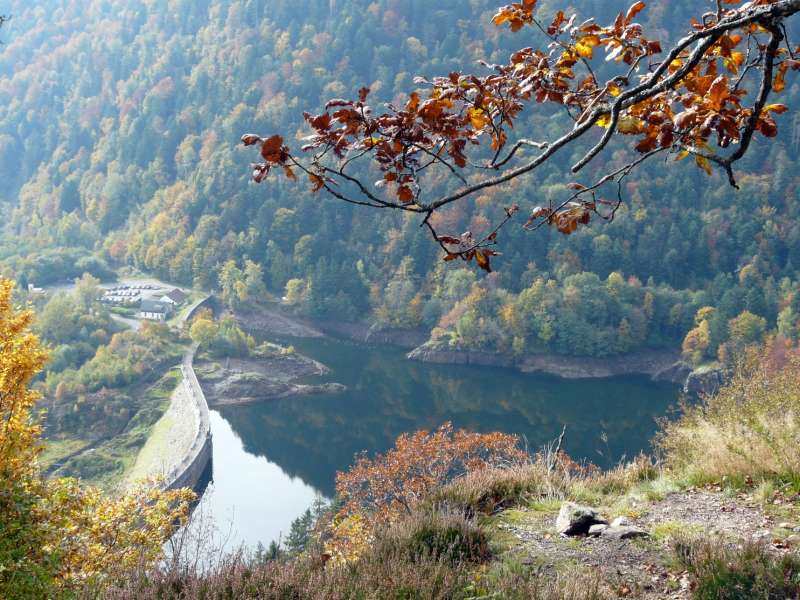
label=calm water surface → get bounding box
[198,336,681,549]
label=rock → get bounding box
[652,361,692,385]
[611,516,632,527]
[588,524,608,537]
[406,342,512,368]
[556,502,608,536]
[601,525,650,540]
[777,522,794,529]
[754,530,771,539]
[197,353,345,406]
[684,367,725,395]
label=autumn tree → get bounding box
[0,279,192,598]
[218,259,248,309]
[0,279,48,479]
[243,258,268,301]
[326,423,526,563]
[245,0,800,272]
[682,306,719,366]
[682,318,712,366]
[285,278,308,306]
[719,309,768,364]
[189,316,218,346]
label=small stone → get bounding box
[778,522,794,529]
[679,574,693,591]
[601,525,650,540]
[611,516,632,527]
[556,502,608,536]
[588,524,608,537]
[794,526,800,533]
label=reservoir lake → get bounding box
[196,335,681,550]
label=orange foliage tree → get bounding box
[244,0,800,271]
[337,423,527,517]
[325,423,530,562]
[325,423,526,563]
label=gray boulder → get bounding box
[684,367,725,395]
[652,361,692,385]
[601,525,650,540]
[588,524,608,537]
[556,502,608,536]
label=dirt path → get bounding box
[500,490,793,599]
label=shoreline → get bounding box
[194,351,346,407]
[237,302,704,387]
[406,343,687,383]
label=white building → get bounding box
[139,299,172,321]
[160,288,188,306]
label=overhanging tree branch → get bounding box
[244,0,800,271]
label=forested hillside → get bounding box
[2,0,800,359]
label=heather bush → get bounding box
[377,509,491,565]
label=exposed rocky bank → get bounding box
[406,341,729,393]
[407,341,685,381]
[237,302,429,349]
[235,305,324,339]
[195,352,345,406]
[237,302,725,392]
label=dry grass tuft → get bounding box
[672,536,800,599]
[430,462,560,515]
[656,348,800,485]
[428,453,601,517]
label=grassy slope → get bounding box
[125,367,197,487]
[43,366,184,490]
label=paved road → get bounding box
[110,313,141,331]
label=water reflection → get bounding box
[198,412,321,549]
[217,336,681,500]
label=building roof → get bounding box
[140,299,171,314]
[163,288,188,303]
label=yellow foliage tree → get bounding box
[0,279,193,598]
[682,320,711,367]
[0,279,48,476]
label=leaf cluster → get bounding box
[246,0,800,263]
